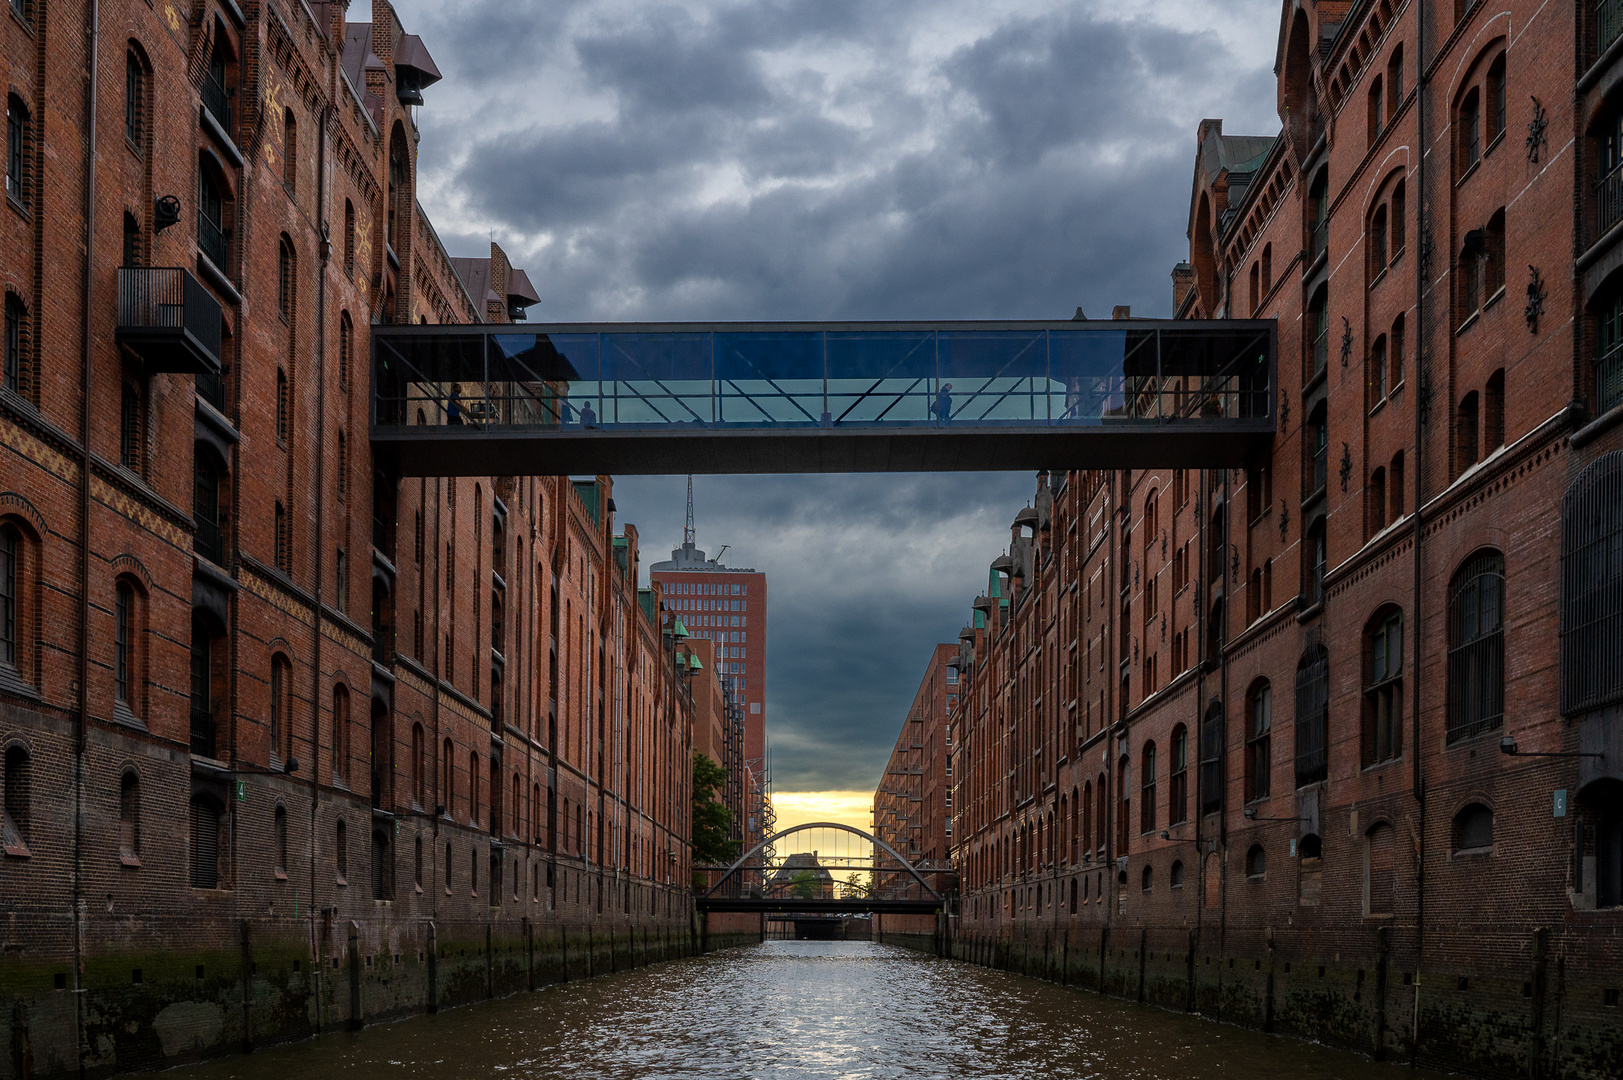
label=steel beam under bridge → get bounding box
[370,320,1275,476]
[696,897,943,915]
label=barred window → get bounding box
[1295,646,1329,787]
[189,795,223,889]
[1447,551,1505,741]
[344,201,356,276]
[1364,609,1403,765]
[114,581,134,705]
[125,50,145,147]
[1139,742,1157,835]
[7,95,29,207]
[1561,453,1623,714]
[3,293,23,394]
[0,524,18,668]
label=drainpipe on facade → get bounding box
[1409,0,1430,1059]
[309,98,332,1027]
[73,2,101,1076]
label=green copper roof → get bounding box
[672,617,689,638]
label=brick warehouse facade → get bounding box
[0,2,697,1077]
[947,3,1623,1078]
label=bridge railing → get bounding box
[372,322,1273,435]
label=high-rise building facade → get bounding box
[651,536,770,856]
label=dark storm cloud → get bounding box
[394,0,1279,790]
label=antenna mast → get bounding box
[684,475,695,547]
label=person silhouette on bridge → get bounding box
[935,383,953,425]
[446,383,464,425]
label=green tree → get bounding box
[790,869,822,899]
[691,751,736,870]
[841,872,870,898]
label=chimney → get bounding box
[1112,305,1132,320]
[1172,263,1195,312]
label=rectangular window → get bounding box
[3,295,19,394]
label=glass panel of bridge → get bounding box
[374,332,488,428]
[936,331,1048,425]
[714,332,823,427]
[600,333,712,427]
[485,333,599,428]
[1048,329,1131,424]
[1157,326,1272,421]
[825,331,934,426]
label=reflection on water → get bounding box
[172,941,1446,1080]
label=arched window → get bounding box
[339,311,353,391]
[1390,312,1406,388]
[1245,844,1266,879]
[1458,87,1481,172]
[1116,755,1130,851]
[1484,209,1506,299]
[1365,822,1395,915]
[1369,334,1388,404]
[411,723,425,808]
[1367,73,1384,143]
[1170,859,1185,889]
[1368,466,1387,535]
[1305,518,1327,605]
[1364,608,1403,765]
[1484,368,1505,452]
[7,95,32,208]
[1139,742,1157,835]
[470,751,481,827]
[190,795,224,889]
[335,818,348,883]
[1245,681,1271,802]
[1459,236,1484,323]
[114,580,136,710]
[1141,864,1154,893]
[1390,451,1406,520]
[371,828,391,900]
[0,524,18,678]
[278,238,296,320]
[273,804,288,878]
[1390,180,1406,256]
[1081,780,1093,859]
[1454,389,1480,470]
[123,211,142,268]
[442,737,454,814]
[1308,169,1329,264]
[1368,204,1388,276]
[1306,402,1329,496]
[1485,55,1506,144]
[1448,551,1505,741]
[332,684,350,783]
[344,200,356,275]
[4,292,26,395]
[444,842,454,893]
[1095,776,1106,852]
[1261,244,1272,295]
[275,368,289,445]
[1307,285,1329,377]
[282,108,297,193]
[119,771,140,862]
[1561,452,1623,713]
[1295,646,1329,787]
[2,744,29,855]
[125,49,146,147]
[1387,46,1404,116]
[1169,725,1188,825]
[1454,803,1494,853]
[270,654,291,763]
[1199,703,1223,816]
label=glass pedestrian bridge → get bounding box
[370,320,1275,475]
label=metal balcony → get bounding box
[116,268,223,375]
[371,319,1277,476]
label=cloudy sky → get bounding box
[385,0,1284,799]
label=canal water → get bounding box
[172,941,1449,1080]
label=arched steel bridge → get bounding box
[370,320,1276,475]
[695,821,949,915]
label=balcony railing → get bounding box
[197,369,226,412]
[116,267,222,374]
[194,514,224,566]
[198,214,231,272]
[1600,342,1623,414]
[1599,161,1623,240]
[1601,0,1623,61]
[190,708,217,759]
[201,76,232,134]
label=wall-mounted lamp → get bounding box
[1498,736,1602,760]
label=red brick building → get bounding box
[872,642,958,897]
[950,3,1623,1077]
[0,2,695,1075]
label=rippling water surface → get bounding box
[175,941,1449,1080]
